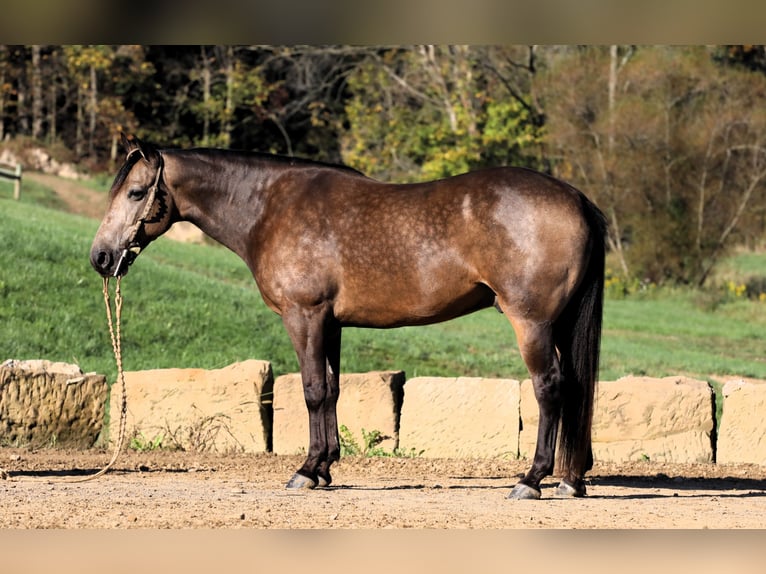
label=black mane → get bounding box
[171,147,366,177]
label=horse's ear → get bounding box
[122,133,160,168]
[136,138,161,168]
[121,132,139,157]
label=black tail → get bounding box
[555,194,607,476]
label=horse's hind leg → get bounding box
[506,317,563,500]
[550,318,594,498]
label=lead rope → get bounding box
[3,154,160,483]
[68,275,130,481]
[0,278,128,483]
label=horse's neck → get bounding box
[168,151,265,261]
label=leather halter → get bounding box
[113,151,164,276]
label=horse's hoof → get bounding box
[317,474,331,488]
[507,483,542,500]
[555,480,586,498]
[286,473,317,490]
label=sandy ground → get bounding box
[1,449,765,529]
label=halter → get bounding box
[113,151,165,277]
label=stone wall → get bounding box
[0,359,107,448]
[400,376,715,463]
[108,360,273,453]
[2,357,764,466]
[520,376,716,463]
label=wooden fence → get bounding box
[0,162,22,199]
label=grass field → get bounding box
[2,182,765,397]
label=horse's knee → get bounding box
[302,380,327,411]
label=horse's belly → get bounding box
[334,281,495,328]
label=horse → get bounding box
[90,133,606,500]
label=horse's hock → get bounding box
[108,360,273,453]
[0,359,107,448]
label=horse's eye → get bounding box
[127,189,146,201]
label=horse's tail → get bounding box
[555,193,607,476]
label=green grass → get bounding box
[602,294,766,380]
[0,175,68,211]
[714,248,766,279]
[2,193,766,393]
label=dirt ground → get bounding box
[1,449,764,529]
[26,172,107,219]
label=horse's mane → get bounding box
[110,146,367,196]
[175,147,366,177]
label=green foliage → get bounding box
[189,47,271,148]
[341,47,544,182]
[129,432,165,452]
[338,424,423,458]
[538,45,766,287]
[604,267,652,299]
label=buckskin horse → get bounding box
[90,134,606,499]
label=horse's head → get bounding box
[90,133,176,277]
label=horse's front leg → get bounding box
[316,321,342,487]
[282,304,338,490]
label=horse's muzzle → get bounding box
[90,246,139,277]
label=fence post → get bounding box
[13,163,21,200]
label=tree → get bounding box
[62,45,115,159]
[30,45,42,140]
[340,45,544,183]
[249,45,369,160]
[0,45,7,141]
[189,46,268,148]
[537,45,766,286]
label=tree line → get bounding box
[2,44,765,286]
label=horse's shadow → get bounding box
[2,465,189,479]
[583,473,766,499]
[2,468,101,479]
[332,473,766,499]
[7,467,765,500]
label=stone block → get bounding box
[272,371,405,455]
[520,376,715,463]
[592,376,714,463]
[110,360,273,453]
[398,377,520,458]
[717,378,766,465]
[0,359,107,448]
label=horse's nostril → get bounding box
[92,250,113,274]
